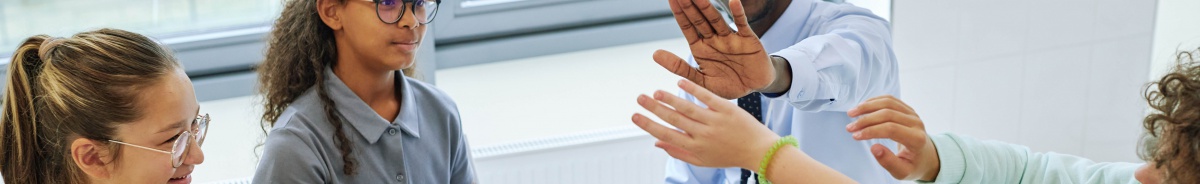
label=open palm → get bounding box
[653,0,774,99]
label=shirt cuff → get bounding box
[918,133,967,184]
[762,48,820,101]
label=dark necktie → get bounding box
[737,92,763,184]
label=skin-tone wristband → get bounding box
[758,135,799,184]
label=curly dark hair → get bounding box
[258,0,414,175]
[1141,48,1200,184]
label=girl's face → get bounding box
[105,69,204,184]
[329,0,428,71]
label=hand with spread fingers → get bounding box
[653,0,775,99]
[632,79,778,169]
[632,80,858,184]
[845,95,940,181]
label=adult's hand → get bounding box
[845,95,941,181]
[632,79,779,170]
[653,0,774,99]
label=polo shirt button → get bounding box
[396,174,406,182]
[388,128,398,135]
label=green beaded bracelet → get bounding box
[758,135,799,184]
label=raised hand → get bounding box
[632,79,780,170]
[846,95,941,181]
[653,0,774,99]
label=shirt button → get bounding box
[388,128,398,135]
[395,174,406,181]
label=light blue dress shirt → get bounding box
[664,0,901,183]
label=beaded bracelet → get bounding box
[758,135,799,184]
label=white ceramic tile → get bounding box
[899,65,956,135]
[1017,46,1092,155]
[892,0,961,71]
[952,55,1025,142]
[1081,117,1142,163]
[1095,0,1157,39]
[956,1,1030,61]
[896,0,1157,163]
[1082,37,1153,162]
[1025,0,1097,51]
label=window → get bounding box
[431,0,677,68]
[0,0,281,57]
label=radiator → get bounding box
[473,126,667,184]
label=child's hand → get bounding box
[632,79,780,170]
[846,95,940,181]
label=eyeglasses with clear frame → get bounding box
[107,113,210,168]
[367,0,441,24]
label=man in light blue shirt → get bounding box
[651,0,900,183]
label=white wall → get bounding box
[1151,0,1200,80]
[892,0,1157,162]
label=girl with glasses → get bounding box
[0,28,208,184]
[253,0,474,183]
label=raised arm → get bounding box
[633,79,858,184]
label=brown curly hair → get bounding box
[258,0,416,176]
[1141,48,1200,184]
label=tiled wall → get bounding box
[892,0,1157,162]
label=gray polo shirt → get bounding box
[253,68,475,184]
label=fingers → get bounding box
[676,0,716,38]
[871,143,915,180]
[653,50,706,84]
[852,95,916,117]
[653,90,719,121]
[667,0,701,44]
[656,141,705,166]
[847,109,923,132]
[728,0,756,37]
[691,0,732,36]
[677,79,739,112]
[848,95,915,117]
[632,113,694,147]
[638,94,706,132]
[852,122,928,150]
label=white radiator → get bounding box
[472,126,667,184]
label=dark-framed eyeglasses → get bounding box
[369,0,441,25]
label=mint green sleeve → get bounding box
[918,133,1143,184]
